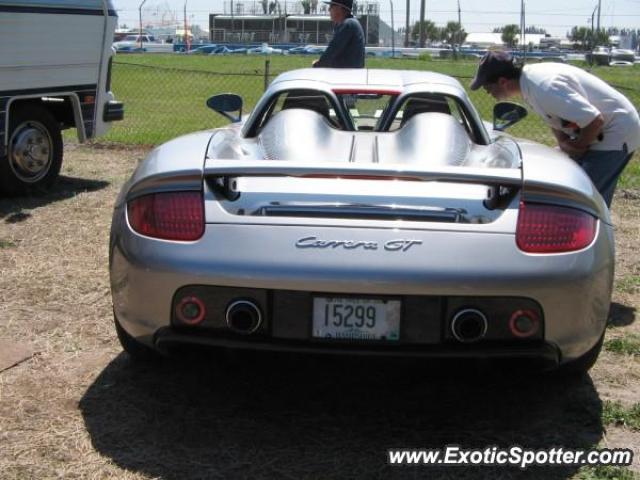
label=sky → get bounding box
[113,0,640,37]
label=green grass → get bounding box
[605,334,640,356]
[0,239,16,249]
[103,54,640,189]
[618,156,640,189]
[576,465,637,480]
[105,59,264,144]
[602,401,640,430]
[615,276,640,294]
[105,54,548,145]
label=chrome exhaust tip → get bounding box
[451,309,488,343]
[225,300,262,335]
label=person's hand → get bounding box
[558,139,587,160]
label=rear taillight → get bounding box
[516,201,597,253]
[127,191,204,241]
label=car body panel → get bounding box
[111,219,612,361]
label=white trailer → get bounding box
[0,0,123,194]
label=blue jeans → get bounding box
[577,145,633,208]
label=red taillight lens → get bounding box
[516,202,597,253]
[127,191,204,241]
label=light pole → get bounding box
[456,0,461,52]
[404,0,409,47]
[520,0,526,60]
[418,0,425,47]
[390,0,395,56]
[184,1,190,52]
[139,0,147,49]
[590,3,598,65]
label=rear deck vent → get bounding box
[254,204,465,222]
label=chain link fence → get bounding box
[103,57,640,150]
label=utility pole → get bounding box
[184,1,190,52]
[590,4,597,64]
[520,0,526,60]
[457,0,461,47]
[390,0,395,57]
[230,0,234,32]
[138,0,147,49]
[404,0,409,47]
[597,0,601,31]
[418,0,425,47]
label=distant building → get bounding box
[377,18,401,47]
[209,0,379,44]
[464,32,560,49]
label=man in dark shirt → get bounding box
[313,0,365,68]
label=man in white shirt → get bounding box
[470,50,640,207]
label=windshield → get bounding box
[333,91,398,131]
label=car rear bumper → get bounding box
[110,213,614,365]
[154,328,561,366]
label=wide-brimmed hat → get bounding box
[322,0,353,12]
[470,50,517,90]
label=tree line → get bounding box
[396,21,637,51]
[398,20,467,46]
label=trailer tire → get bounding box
[0,104,63,195]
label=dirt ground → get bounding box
[0,143,638,479]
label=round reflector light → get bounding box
[176,296,206,325]
[509,310,540,338]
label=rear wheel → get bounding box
[0,105,63,195]
[114,313,161,362]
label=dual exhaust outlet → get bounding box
[225,300,262,335]
[227,303,491,341]
[451,308,488,343]
[226,302,492,341]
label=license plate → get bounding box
[312,297,401,341]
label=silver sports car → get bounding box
[109,68,614,373]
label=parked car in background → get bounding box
[247,43,287,55]
[110,68,614,375]
[610,48,636,63]
[0,0,123,194]
[112,34,174,53]
[589,45,611,66]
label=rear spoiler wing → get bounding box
[203,160,523,185]
[204,159,608,220]
[204,160,523,209]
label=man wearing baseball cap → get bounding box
[471,50,640,207]
[313,0,365,68]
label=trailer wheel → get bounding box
[0,105,63,195]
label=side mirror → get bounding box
[207,94,243,123]
[493,102,528,131]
